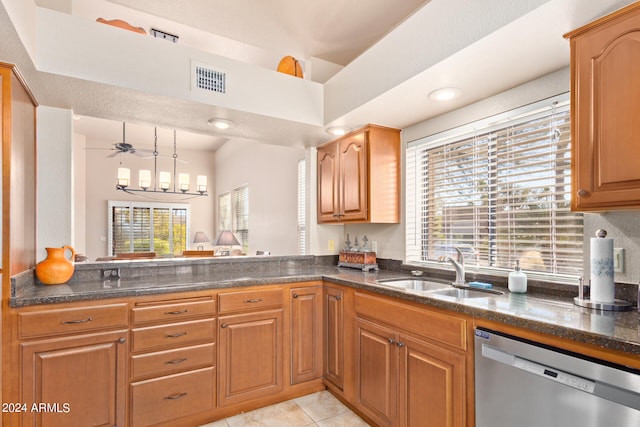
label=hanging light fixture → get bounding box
[116,127,208,198]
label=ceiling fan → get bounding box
[98,122,153,158]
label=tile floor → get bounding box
[199,391,370,427]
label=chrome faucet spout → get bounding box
[447,247,465,286]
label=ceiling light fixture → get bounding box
[325,126,352,136]
[116,128,207,199]
[428,87,461,101]
[207,118,235,130]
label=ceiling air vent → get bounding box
[194,65,226,94]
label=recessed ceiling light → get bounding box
[428,87,461,101]
[325,126,352,136]
[207,118,235,130]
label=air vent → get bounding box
[194,65,226,94]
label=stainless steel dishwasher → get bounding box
[475,327,640,427]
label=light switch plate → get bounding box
[613,248,625,273]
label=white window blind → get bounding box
[297,158,306,255]
[232,185,249,251]
[108,201,189,256]
[406,94,583,279]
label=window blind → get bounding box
[109,201,189,256]
[406,94,583,279]
[297,159,307,255]
[232,185,249,250]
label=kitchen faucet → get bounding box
[442,247,465,286]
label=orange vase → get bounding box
[35,246,76,285]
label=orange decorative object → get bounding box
[35,246,76,285]
[277,56,304,78]
[96,18,146,35]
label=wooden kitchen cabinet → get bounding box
[130,295,217,426]
[323,285,345,390]
[354,291,469,427]
[217,287,285,407]
[317,124,400,223]
[565,2,640,210]
[21,331,127,427]
[17,303,129,427]
[290,285,323,384]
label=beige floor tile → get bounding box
[225,400,315,427]
[316,412,370,427]
[294,391,350,422]
[199,420,229,427]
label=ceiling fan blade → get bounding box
[106,151,119,158]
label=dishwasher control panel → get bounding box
[513,357,596,393]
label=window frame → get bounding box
[108,200,190,256]
[405,93,583,283]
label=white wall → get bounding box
[215,140,304,255]
[36,106,73,257]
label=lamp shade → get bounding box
[213,230,240,246]
[193,231,210,244]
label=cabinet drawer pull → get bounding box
[164,332,187,338]
[164,309,188,315]
[243,298,263,303]
[164,392,187,400]
[165,357,188,365]
[61,317,93,325]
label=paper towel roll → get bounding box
[590,233,614,303]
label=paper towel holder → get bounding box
[574,276,633,311]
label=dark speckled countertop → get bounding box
[11,255,640,355]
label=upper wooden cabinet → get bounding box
[317,124,400,223]
[565,3,640,210]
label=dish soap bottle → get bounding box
[508,260,527,293]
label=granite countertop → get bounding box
[11,257,640,355]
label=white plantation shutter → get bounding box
[297,159,307,255]
[109,201,189,256]
[232,185,249,250]
[406,94,583,279]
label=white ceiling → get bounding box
[4,0,638,152]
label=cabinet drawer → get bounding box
[131,297,216,324]
[19,303,128,339]
[131,318,215,352]
[131,367,215,427]
[218,288,283,313]
[131,342,215,380]
[355,292,467,351]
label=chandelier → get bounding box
[116,127,207,198]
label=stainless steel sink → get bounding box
[376,277,451,292]
[427,286,504,299]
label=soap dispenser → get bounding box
[508,260,527,293]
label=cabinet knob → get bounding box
[293,293,299,298]
[221,323,228,328]
[577,189,590,198]
[387,338,396,344]
[118,337,126,344]
[396,341,405,348]
[335,295,342,301]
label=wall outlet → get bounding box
[328,240,335,252]
[101,268,120,279]
[614,248,625,273]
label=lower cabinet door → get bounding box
[399,334,466,427]
[20,330,127,427]
[131,366,216,427]
[218,309,284,407]
[291,286,323,385]
[355,318,398,427]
